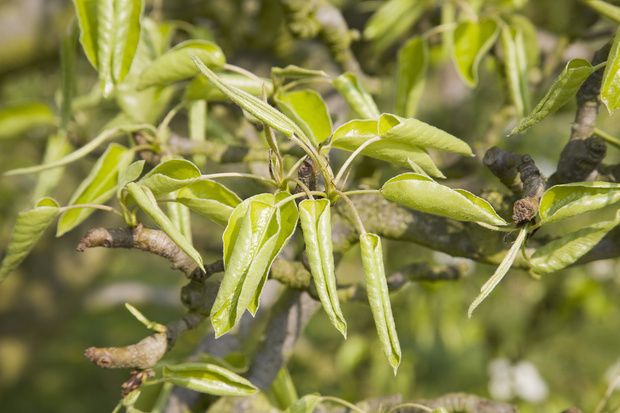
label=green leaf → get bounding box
[212,193,298,336]
[531,210,620,275]
[0,198,60,283]
[299,199,347,338]
[468,227,527,318]
[359,233,401,375]
[507,14,540,70]
[509,59,596,136]
[501,24,531,118]
[32,134,74,200]
[333,73,380,120]
[581,0,620,23]
[137,40,226,90]
[363,0,428,53]
[185,74,273,101]
[191,54,305,141]
[453,18,500,87]
[381,173,508,226]
[138,159,202,197]
[166,198,193,244]
[601,25,620,114]
[176,180,242,227]
[163,363,257,396]
[126,183,204,271]
[396,36,428,118]
[57,143,132,236]
[275,90,332,146]
[538,181,620,225]
[0,103,56,140]
[118,160,145,187]
[284,394,322,413]
[271,65,327,79]
[72,0,99,68]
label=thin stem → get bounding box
[422,22,459,40]
[223,63,264,84]
[592,61,608,72]
[595,127,620,150]
[475,221,514,232]
[334,190,366,235]
[320,396,367,413]
[157,101,185,142]
[283,177,316,200]
[285,156,311,180]
[334,136,382,188]
[273,191,325,209]
[59,203,122,217]
[199,172,277,187]
[280,77,332,93]
[343,189,381,196]
[594,364,620,413]
[387,403,433,413]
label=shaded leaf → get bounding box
[333,73,380,120]
[381,173,507,226]
[453,18,500,87]
[359,233,401,375]
[126,183,204,271]
[601,25,620,114]
[509,59,595,136]
[284,394,322,413]
[137,40,225,90]
[299,199,347,338]
[0,198,59,283]
[531,210,620,275]
[163,363,257,396]
[396,36,428,118]
[581,0,620,23]
[538,181,620,225]
[364,0,428,53]
[0,103,55,140]
[176,180,242,227]
[501,24,531,118]
[275,90,332,146]
[272,65,327,79]
[138,159,202,197]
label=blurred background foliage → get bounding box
[1,0,620,412]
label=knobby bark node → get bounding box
[84,332,168,370]
[553,136,606,184]
[513,155,546,224]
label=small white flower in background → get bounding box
[488,358,549,403]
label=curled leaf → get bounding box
[138,159,202,196]
[176,180,242,226]
[163,363,257,396]
[453,18,500,87]
[333,73,380,120]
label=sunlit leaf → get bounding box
[275,90,332,146]
[0,103,55,140]
[0,198,59,283]
[57,143,132,236]
[453,18,500,87]
[126,183,204,271]
[581,0,620,23]
[138,159,202,196]
[299,199,347,338]
[176,180,242,227]
[601,25,620,114]
[364,0,428,53]
[137,40,225,90]
[538,181,620,225]
[507,14,539,69]
[509,59,595,136]
[501,24,531,118]
[163,363,257,396]
[359,233,401,375]
[333,73,380,120]
[381,173,507,226]
[531,210,620,275]
[185,74,273,101]
[72,0,99,67]
[271,65,327,79]
[396,36,428,118]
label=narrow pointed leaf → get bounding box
[501,25,531,118]
[166,197,193,244]
[0,103,55,140]
[0,198,59,282]
[163,363,257,396]
[299,199,347,338]
[381,173,507,226]
[601,25,620,114]
[72,0,99,67]
[57,143,132,236]
[359,233,401,374]
[138,159,202,196]
[331,119,445,177]
[531,210,620,275]
[137,40,225,90]
[126,183,204,271]
[191,54,304,140]
[275,90,332,146]
[453,18,500,87]
[176,180,242,226]
[468,227,527,318]
[363,0,427,53]
[396,36,428,118]
[272,65,327,79]
[110,0,142,85]
[538,181,620,225]
[333,73,380,120]
[118,160,145,188]
[509,59,596,136]
[185,74,273,101]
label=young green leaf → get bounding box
[163,363,257,396]
[57,143,132,236]
[538,182,620,225]
[453,18,500,87]
[166,198,193,244]
[530,210,620,275]
[185,74,273,101]
[137,40,226,90]
[212,193,298,336]
[72,0,98,68]
[332,73,380,120]
[0,103,55,140]
[0,198,59,283]
[284,394,322,413]
[509,59,596,136]
[271,65,327,79]
[126,183,204,271]
[396,36,428,118]
[507,14,540,70]
[363,0,428,53]
[359,233,401,375]
[275,90,332,147]
[138,159,202,197]
[381,173,508,226]
[190,54,304,141]
[331,119,445,177]
[601,25,620,114]
[299,199,347,338]
[176,180,242,227]
[468,227,527,318]
[501,25,531,118]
